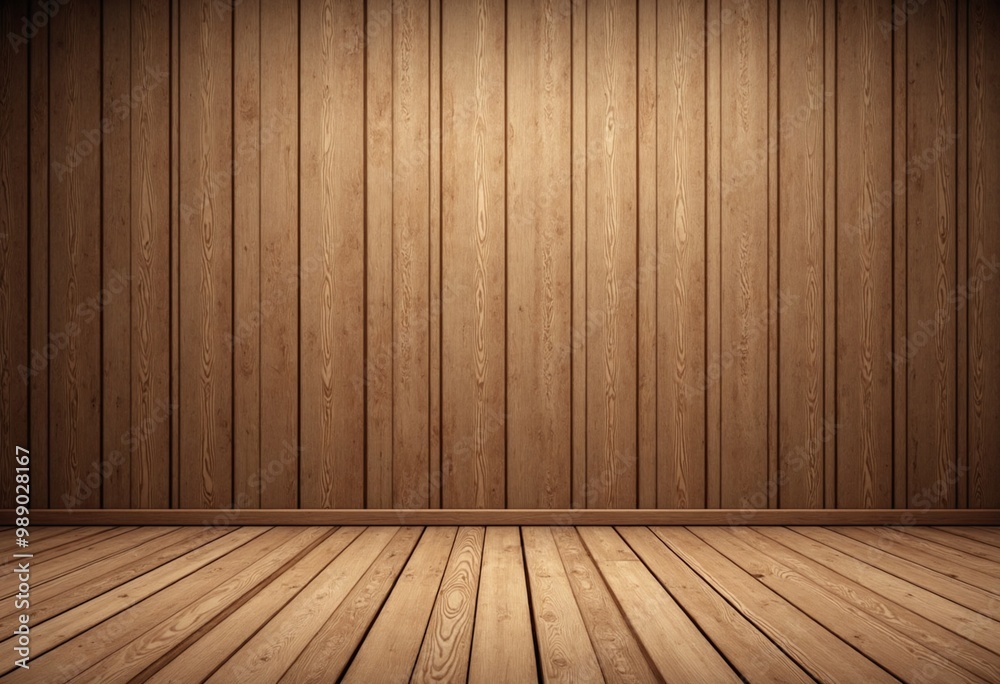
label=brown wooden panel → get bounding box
[132,0,171,508]
[586,0,638,509]
[907,0,957,508]
[720,0,768,508]
[570,0,587,509]
[366,0,395,509]
[657,0,707,509]
[28,0,49,509]
[100,0,131,509]
[441,0,506,509]
[178,0,233,508]
[0,0,29,510]
[968,0,1000,508]
[836,0,893,508]
[506,0,571,509]
[49,0,102,510]
[778,0,825,508]
[233,0,260,509]
[259,0,299,509]
[705,0,722,509]
[300,0,366,508]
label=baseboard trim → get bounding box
[9,508,1000,526]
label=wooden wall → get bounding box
[1,0,998,510]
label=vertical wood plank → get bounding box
[907,0,956,508]
[132,0,171,508]
[823,0,837,509]
[300,0,366,508]
[767,0,778,509]
[429,0,442,509]
[836,0,893,508]
[49,0,102,509]
[892,0,908,508]
[778,0,825,508]
[169,0,180,509]
[101,0,131,509]
[29,0,49,508]
[955,0,968,509]
[636,0,656,509]
[178,0,233,508]
[720,0,768,508]
[968,0,999,508]
[393,0,431,509]
[657,0,707,509]
[570,0,587,509]
[441,0,506,509]
[259,0,299,509]
[586,0,638,509]
[366,0,395,509]
[0,0,29,510]
[706,0,723,509]
[233,0,260,509]
[506,0,571,509]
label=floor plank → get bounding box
[468,527,536,683]
[7,525,998,681]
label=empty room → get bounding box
[1,0,999,680]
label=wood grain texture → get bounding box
[393,0,432,509]
[836,0,893,508]
[968,0,1000,508]
[778,0,825,509]
[570,0,587,510]
[28,0,50,509]
[720,0,768,509]
[506,0,572,509]
[586,0,638,509]
[0,0,28,510]
[705,0,723,509]
[132,0,171,508]
[258,0,299,509]
[178,0,233,508]
[907,0,957,508]
[441,0,506,509]
[892,0,908,508]
[48,0,102,510]
[366,0,395,509]
[100,0,131,509]
[657,0,707,509]
[233,0,261,509]
[300,0,365,508]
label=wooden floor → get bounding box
[2,525,999,683]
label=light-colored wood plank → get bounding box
[523,527,603,682]
[365,0,395,509]
[901,525,1000,561]
[207,528,387,683]
[344,527,457,682]
[280,527,423,682]
[412,527,484,683]
[441,0,506,509]
[578,527,739,682]
[570,0,587,510]
[760,526,1000,654]
[935,526,1000,548]
[719,0,769,508]
[550,527,656,682]
[705,0,722,509]
[392,0,432,509]
[586,0,638,509]
[469,527,536,682]
[300,0,366,508]
[506,0,572,509]
[657,0,707,510]
[778,0,826,509]
[798,526,1000,621]
[654,526,895,682]
[722,526,999,682]
[429,0,442,510]
[619,526,811,682]
[149,527,363,683]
